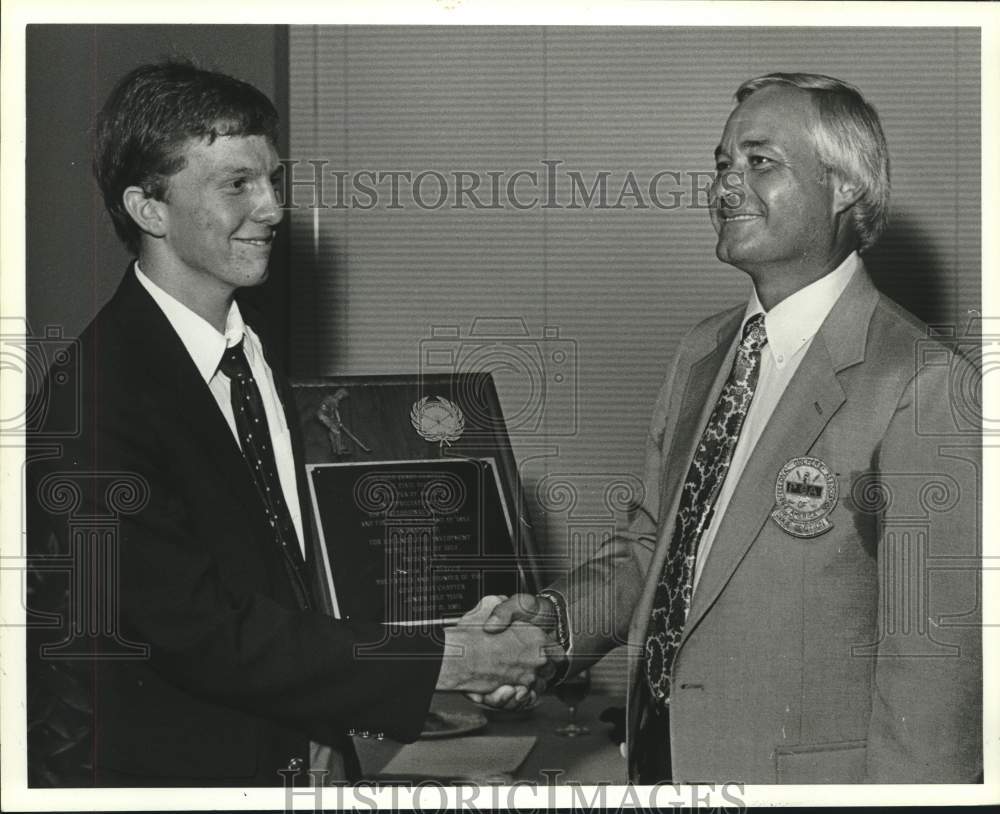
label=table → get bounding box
[354,691,627,784]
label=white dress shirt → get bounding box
[691,252,860,592]
[134,264,306,557]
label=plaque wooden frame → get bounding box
[289,373,541,623]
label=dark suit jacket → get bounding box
[26,266,445,787]
[556,266,982,783]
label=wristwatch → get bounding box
[537,589,571,686]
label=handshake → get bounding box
[435,594,566,710]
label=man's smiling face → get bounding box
[156,133,283,299]
[710,84,840,281]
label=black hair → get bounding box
[93,60,279,254]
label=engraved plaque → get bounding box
[306,457,521,624]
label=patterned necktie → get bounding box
[218,339,310,606]
[645,313,768,707]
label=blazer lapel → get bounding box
[108,268,269,523]
[680,267,879,642]
[627,310,743,651]
[658,311,743,531]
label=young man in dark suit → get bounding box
[26,61,551,787]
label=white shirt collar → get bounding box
[134,262,246,384]
[742,251,860,367]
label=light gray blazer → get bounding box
[556,266,982,783]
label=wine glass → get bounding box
[553,669,591,737]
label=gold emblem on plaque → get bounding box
[410,396,465,448]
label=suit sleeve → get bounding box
[864,354,982,782]
[28,366,444,744]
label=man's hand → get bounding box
[482,593,556,634]
[462,593,566,710]
[435,596,558,695]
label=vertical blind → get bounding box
[288,26,980,689]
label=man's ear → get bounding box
[831,173,863,215]
[122,186,167,240]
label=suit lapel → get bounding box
[108,267,270,524]
[680,267,879,643]
[627,309,743,653]
[681,339,844,637]
[110,267,318,611]
[658,311,744,530]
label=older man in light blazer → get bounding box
[481,73,982,784]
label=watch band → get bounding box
[537,589,571,686]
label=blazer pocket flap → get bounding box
[775,740,867,784]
